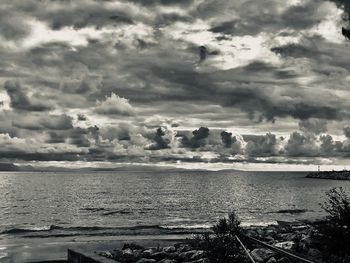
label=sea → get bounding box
[0,169,350,262]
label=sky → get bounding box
[1,0,350,171]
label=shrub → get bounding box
[190,211,249,263]
[318,187,350,257]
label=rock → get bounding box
[265,229,277,238]
[150,251,168,261]
[264,235,275,244]
[136,259,156,263]
[178,244,192,252]
[99,251,113,258]
[251,248,275,262]
[121,248,141,262]
[159,260,177,263]
[266,257,277,263]
[187,259,210,263]
[307,248,322,258]
[163,246,176,253]
[246,229,258,238]
[274,241,295,250]
[190,250,206,260]
[142,248,156,258]
[179,250,197,261]
[276,257,291,263]
[123,243,145,251]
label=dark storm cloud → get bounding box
[47,7,134,30]
[344,126,350,138]
[206,0,323,36]
[4,81,53,112]
[181,127,210,149]
[220,131,234,148]
[271,44,318,58]
[148,127,171,150]
[77,114,87,121]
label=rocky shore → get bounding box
[98,222,323,263]
[306,170,350,180]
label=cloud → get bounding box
[285,132,319,157]
[181,127,210,149]
[344,126,350,138]
[4,81,53,112]
[244,133,279,157]
[220,131,233,148]
[148,127,171,150]
[13,114,73,130]
[299,118,328,135]
[95,93,136,116]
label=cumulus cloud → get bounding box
[245,133,279,157]
[13,114,73,130]
[299,118,328,135]
[285,132,319,157]
[4,81,53,112]
[148,127,171,150]
[95,93,136,116]
[181,127,210,149]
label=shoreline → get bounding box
[0,219,324,263]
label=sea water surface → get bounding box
[0,170,350,261]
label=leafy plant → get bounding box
[318,187,350,257]
[190,211,249,263]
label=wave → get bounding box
[0,224,209,238]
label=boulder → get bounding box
[274,241,295,250]
[142,248,156,258]
[190,250,206,261]
[179,250,197,261]
[276,257,291,263]
[178,244,192,252]
[123,243,145,251]
[307,248,322,258]
[266,257,277,263]
[159,260,177,263]
[150,251,168,261]
[163,246,177,253]
[136,259,156,263]
[251,248,275,262]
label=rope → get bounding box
[235,235,256,263]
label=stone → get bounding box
[178,244,192,252]
[121,248,140,262]
[307,248,322,258]
[136,259,156,263]
[142,249,156,258]
[179,250,197,261]
[266,257,277,263]
[159,260,177,263]
[150,251,168,261]
[251,248,275,262]
[276,257,291,263]
[274,241,295,250]
[163,246,176,253]
[190,250,206,261]
[123,243,145,251]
